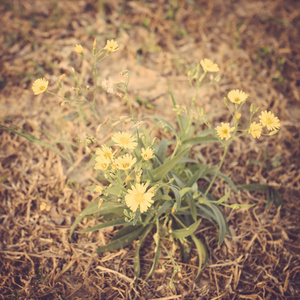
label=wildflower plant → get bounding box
[27,39,281,284]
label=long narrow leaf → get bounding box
[80,217,130,233]
[171,218,202,239]
[183,136,218,146]
[69,200,126,239]
[96,226,145,253]
[152,147,189,181]
[191,234,208,279]
[144,116,179,139]
[237,184,269,191]
[208,204,231,245]
[134,225,153,280]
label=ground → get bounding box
[0,0,300,299]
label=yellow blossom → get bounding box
[249,122,263,139]
[104,40,119,52]
[32,78,48,95]
[259,111,280,131]
[228,89,248,104]
[236,113,241,120]
[96,145,114,161]
[215,123,235,140]
[94,156,110,170]
[112,132,137,150]
[200,59,220,72]
[141,147,155,160]
[94,185,104,195]
[125,182,154,213]
[74,44,83,54]
[115,154,137,170]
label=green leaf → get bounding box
[165,184,182,210]
[206,167,238,193]
[171,218,202,239]
[196,203,231,244]
[80,217,130,233]
[183,136,218,146]
[153,138,168,168]
[208,204,230,245]
[190,234,208,279]
[237,184,269,191]
[186,166,207,188]
[216,190,231,204]
[154,201,173,220]
[96,225,145,253]
[144,116,179,139]
[152,147,190,181]
[144,228,160,281]
[179,187,192,198]
[0,124,72,164]
[267,186,283,208]
[134,225,153,280]
[69,200,126,239]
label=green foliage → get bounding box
[2,39,282,284]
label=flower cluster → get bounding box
[214,88,280,141]
[93,131,156,214]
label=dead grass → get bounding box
[0,0,300,299]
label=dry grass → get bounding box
[0,0,300,299]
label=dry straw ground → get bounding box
[0,0,300,299]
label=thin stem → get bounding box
[203,142,230,198]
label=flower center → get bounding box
[134,193,144,204]
[40,85,45,91]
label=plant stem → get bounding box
[203,143,230,198]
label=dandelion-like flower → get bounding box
[228,89,248,104]
[115,154,137,170]
[104,40,119,52]
[94,156,110,170]
[74,44,83,54]
[141,147,155,160]
[125,182,154,213]
[215,123,235,141]
[94,185,104,195]
[32,78,48,95]
[200,59,220,73]
[96,145,114,161]
[112,132,137,150]
[249,122,263,139]
[101,78,115,94]
[259,111,280,131]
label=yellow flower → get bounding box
[94,185,104,195]
[115,154,137,170]
[227,89,248,104]
[200,59,220,72]
[112,132,137,150]
[94,156,110,170]
[249,122,263,139]
[259,111,280,131]
[96,145,114,161]
[125,182,154,213]
[215,123,235,140]
[32,78,48,95]
[104,40,119,52]
[74,44,83,54]
[141,147,155,160]
[236,113,241,120]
